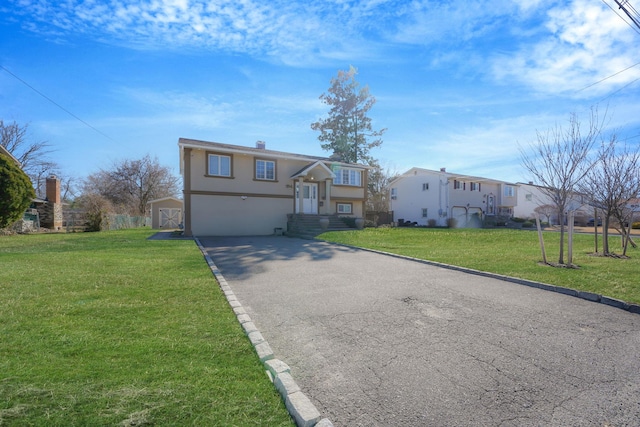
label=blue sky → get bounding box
[1,0,639,185]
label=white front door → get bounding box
[295,183,318,214]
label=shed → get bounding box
[147,197,183,229]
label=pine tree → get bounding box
[311,66,385,164]
[0,154,35,228]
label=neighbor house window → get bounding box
[422,183,429,191]
[391,188,397,200]
[525,193,533,201]
[333,168,362,186]
[504,185,515,197]
[255,159,276,181]
[454,180,462,190]
[208,153,231,177]
[470,182,480,191]
[337,203,352,214]
[422,208,428,218]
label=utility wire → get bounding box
[0,65,113,141]
[602,0,640,35]
[576,60,640,92]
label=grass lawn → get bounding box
[0,229,294,426]
[318,227,640,305]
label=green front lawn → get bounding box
[0,229,293,426]
[319,228,640,304]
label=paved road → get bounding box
[199,236,640,427]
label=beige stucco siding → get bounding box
[190,194,291,236]
[189,149,301,196]
[149,198,183,229]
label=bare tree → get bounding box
[520,110,603,265]
[82,155,180,216]
[0,120,58,194]
[533,204,556,225]
[367,161,399,212]
[580,135,640,256]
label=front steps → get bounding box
[286,214,353,239]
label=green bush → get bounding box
[0,154,35,228]
[340,216,356,228]
[522,221,534,228]
[511,217,526,223]
[632,222,640,230]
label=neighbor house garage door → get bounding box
[159,208,181,228]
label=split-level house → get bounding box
[389,167,518,227]
[179,138,368,236]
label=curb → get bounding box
[194,238,334,427]
[326,241,640,316]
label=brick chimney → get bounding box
[42,175,63,229]
[46,175,61,203]
[256,140,266,149]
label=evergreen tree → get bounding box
[311,66,385,164]
[0,154,35,228]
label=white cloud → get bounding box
[491,0,640,96]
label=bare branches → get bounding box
[520,109,605,264]
[82,155,180,216]
[0,120,58,195]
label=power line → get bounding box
[601,0,640,35]
[576,60,640,92]
[614,0,640,31]
[0,65,113,141]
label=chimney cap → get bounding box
[440,167,446,172]
[256,140,266,149]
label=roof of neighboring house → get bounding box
[0,145,21,167]
[178,138,369,174]
[146,196,183,205]
[391,167,516,186]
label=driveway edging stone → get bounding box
[194,237,333,427]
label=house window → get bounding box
[470,182,480,192]
[208,153,231,177]
[454,180,461,190]
[422,208,428,218]
[422,183,429,191]
[255,159,276,181]
[333,168,362,186]
[391,188,397,200]
[525,193,532,201]
[504,185,515,197]
[337,203,352,214]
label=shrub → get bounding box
[0,154,35,229]
[340,216,356,228]
[522,221,534,228]
[632,222,640,230]
[427,219,437,227]
[446,218,457,228]
[511,217,526,223]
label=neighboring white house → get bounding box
[389,167,518,227]
[514,182,591,225]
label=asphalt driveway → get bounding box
[198,236,640,427]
